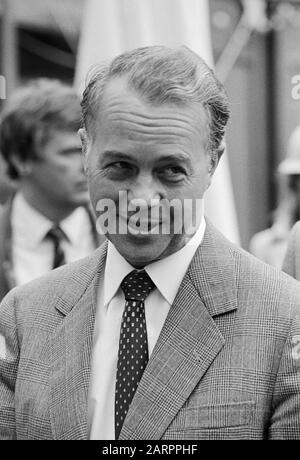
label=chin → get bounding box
[124,251,159,268]
[110,233,169,267]
[72,192,91,207]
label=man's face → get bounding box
[83,78,216,267]
[30,129,89,209]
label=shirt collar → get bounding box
[12,193,53,248]
[60,207,91,246]
[12,192,90,248]
[104,217,206,307]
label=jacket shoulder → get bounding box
[3,242,107,318]
[231,239,300,319]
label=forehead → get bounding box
[93,77,209,146]
[43,129,79,142]
[42,129,81,153]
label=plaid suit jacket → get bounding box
[1,222,300,440]
[282,221,300,280]
[0,202,14,302]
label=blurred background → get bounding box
[0,0,300,250]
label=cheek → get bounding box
[45,159,70,175]
[63,159,83,174]
[88,175,119,206]
[193,169,211,195]
[57,164,71,175]
[173,173,210,201]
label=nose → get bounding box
[78,154,86,175]
[128,174,161,205]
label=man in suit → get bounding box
[1,46,300,440]
[0,79,100,302]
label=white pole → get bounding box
[1,0,18,99]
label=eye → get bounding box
[158,165,187,182]
[105,161,136,179]
[110,161,130,169]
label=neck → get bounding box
[21,187,77,224]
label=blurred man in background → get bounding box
[0,79,100,301]
[250,125,300,268]
[0,155,16,205]
[282,220,300,279]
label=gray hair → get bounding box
[81,45,230,160]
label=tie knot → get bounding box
[121,270,155,302]
[46,225,67,244]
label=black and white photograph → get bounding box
[0,0,300,442]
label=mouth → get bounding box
[118,213,163,235]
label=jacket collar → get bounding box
[54,240,108,317]
[187,220,238,318]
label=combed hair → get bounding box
[0,79,82,180]
[81,45,230,160]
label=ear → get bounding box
[208,139,226,176]
[10,154,33,178]
[207,154,219,179]
[78,128,88,154]
[78,128,89,173]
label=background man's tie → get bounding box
[46,225,67,269]
[115,269,155,440]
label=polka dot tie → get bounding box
[115,269,155,440]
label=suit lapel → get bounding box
[120,222,238,440]
[49,241,108,440]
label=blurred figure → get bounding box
[0,79,100,301]
[282,220,300,279]
[250,125,300,268]
[0,155,16,204]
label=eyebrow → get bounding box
[101,151,134,162]
[59,147,82,154]
[101,150,191,164]
[156,154,191,165]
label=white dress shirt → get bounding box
[11,192,96,286]
[88,217,206,440]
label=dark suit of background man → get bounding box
[0,79,100,302]
[1,46,300,440]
